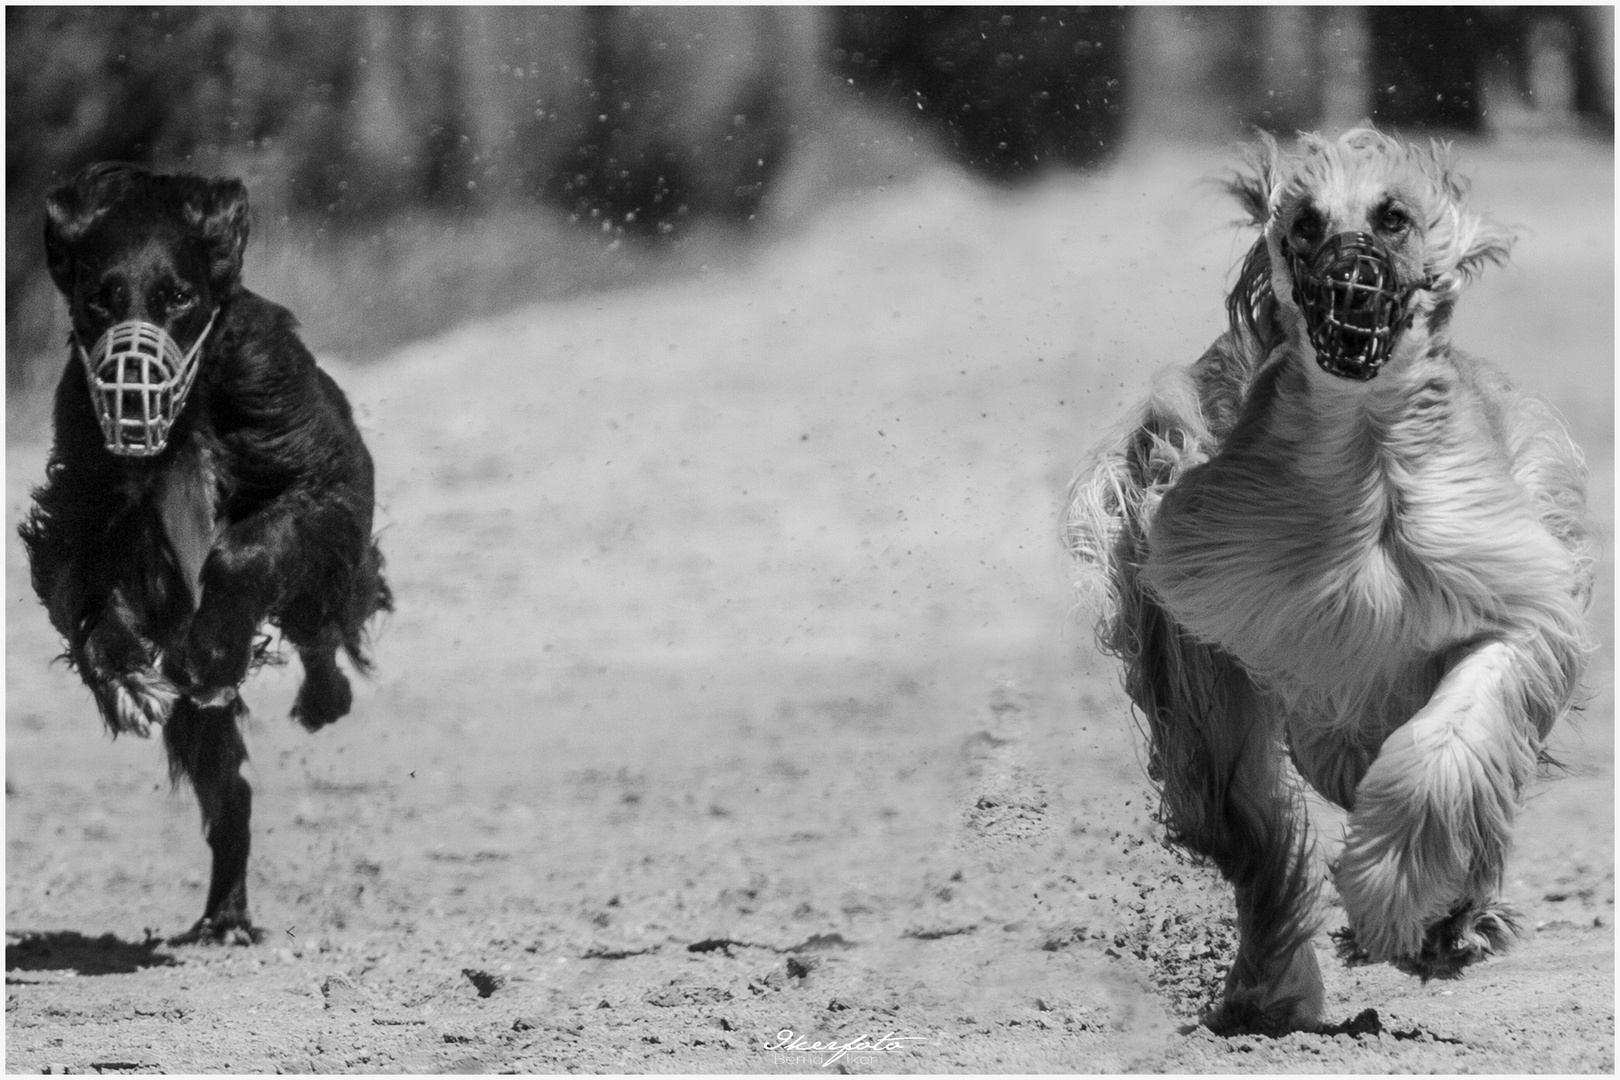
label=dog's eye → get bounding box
[83,288,113,318]
[164,286,198,313]
[1377,206,1411,235]
[1290,207,1325,245]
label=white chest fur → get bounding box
[1143,352,1574,725]
[154,445,221,612]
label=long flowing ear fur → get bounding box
[1226,236,1278,354]
[1223,130,1279,229]
[1421,139,1516,284]
[1218,131,1283,356]
[1444,204,1515,284]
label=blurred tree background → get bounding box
[7,5,1611,393]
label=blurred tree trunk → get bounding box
[830,8,1125,177]
[549,7,816,233]
[1319,7,1371,133]
[448,7,593,206]
[1123,7,1253,144]
[1258,7,1318,133]
[1580,6,1614,127]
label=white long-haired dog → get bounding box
[1065,128,1594,1035]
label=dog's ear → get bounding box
[180,177,251,292]
[1444,208,1515,283]
[43,186,89,296]
[1226,235,1280,350]
[1224,131,1280,229]
[1420,141,1516,283]
[42,163,136,295]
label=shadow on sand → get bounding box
[5,930,178,976]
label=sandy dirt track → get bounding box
[6,139,1613,1073]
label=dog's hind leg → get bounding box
[163,695,263,945]
[1334,639,1539,978]
[1135,609,1324,1034]
[285,540,388,732]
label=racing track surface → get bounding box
[6,138,1613,1073]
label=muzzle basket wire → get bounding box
[78,315,212,457]
[1288,233,1405,381]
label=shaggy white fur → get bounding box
[1065,128,1594,1034]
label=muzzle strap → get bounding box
[76,311,216,457]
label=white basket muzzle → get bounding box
[77,312,215,457]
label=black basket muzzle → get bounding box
[75,312,215,457]
[1285,232,1415,381]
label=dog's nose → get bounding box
[127,291,158,325]
[1327,256,1388,305]
[1304,233,1398,313]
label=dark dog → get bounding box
[19,162,392,944]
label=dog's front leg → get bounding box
[1333,638,1538,978]
[72,585,180,737]
[180,514,297,693]
[1134,627,1325,1034]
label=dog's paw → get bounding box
[291,666,352,732]
[183,641,252,691]
[1336,903,1522,981]
[1203,990,1324,1037]
[168,913,264,947]
[1330,924,1375,965]
[1393,903,1522,981]
[96,670,181,737]
[1204,942,1326,1037]
[182,612,257,690]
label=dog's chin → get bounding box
[1311,324,1426,384]
[1295,338,1392,387]
[1301,315,1427,384]
[1314,353,1385,382]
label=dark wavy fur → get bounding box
[19,162,392,944]
[1067,329,1323,1035]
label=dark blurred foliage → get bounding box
[1129,6,1611,141]
[5,6,818,385]
[550,7,816,235]
[1364,7,1611,131]
[1370,7,1489,130]
[829,7,1126,179]
[1465,6,1613,128]
[6,6,1611,390]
